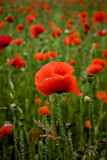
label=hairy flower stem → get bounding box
[80,85,84,147]
[24,126,33,160]
[88,82,95,146]
[57,95,69,158]
[42,117,50,160]
[13,110,21,160]
[68,130,74,156]
[19,129,25,160]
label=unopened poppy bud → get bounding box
[76,150,84,157]
[21,67,25,72]
[87,75,94,83]
[19,119,25,127]
[64,29,70,34]
[46,115,51,121]
[65,122,72,129]
[99,140,107,150]
[84,96,90,103]
[23,52,27,56]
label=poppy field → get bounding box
[0,0,107,159]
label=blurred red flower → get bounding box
[25,14,35,23]
[87,64,103,74]
[96,91,107,103]
[93,11,106,23]
[91,58,106,67]
[35,62,82,96]
[0,7,3,14]
[46,51,57,58]
[72,38,82,45]
[6,15,14,22]
[34,52,45,62]
[102,49,107,58]
[6,54,25,68]
[0,21,7,29]
[30,24,46,38]
[12,38,23,45]
[0,123,13,138]
[35,98,42,105]
[69,59,76,65]
[18,6,24,13]
[16,24,24,33]
[38,106,51,115]
[84,120,92,129]
[51,28,62,38]
[0,35,12,51]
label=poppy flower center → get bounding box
[56,91,65,94]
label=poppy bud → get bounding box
[64,29,70,34]
[87,75,94,83]
[84,96,90,103]
[46,115,51,121]
[19,119,25,127]
[65,122,72,129]
[76,150,84,157]
[99,140,107,150]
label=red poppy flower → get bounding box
[93,43,101,49]
[63,37,72,46]
[34,52,45,62]
[80,12,88,18]
[102,49,107,58]
[45,6,51,12]
[72,38,82,45]
[38,106,51,115]
[24,7,31,13]
[96,91,107,103]
[2,123,13,136]
[51,28,62,38]
[6,15,14,22]
[0,35,12,51]
[69,59,76,65]
[25,14,35,23]
[91,58,106,67]
[87,64,103,74]
[60,14,66,20]
[84,120,92,129]
[0,21,7,29]
[98,30,106,37]
[83,22,90,34]
[0,7,3,14]
[9,5,15,10]
[6,54,25,68]
[30,24,46,38]
[16,24,24,33]
[46,51,57,58]
[18,6,24,12]
[44,52,51,60]
[12,38,23,45]
[93,11,106,23]
[35,98,42,105]
[0,123,13,138]
[30,11,38,17]
[35,62,82,96]
[66,19,74,28]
